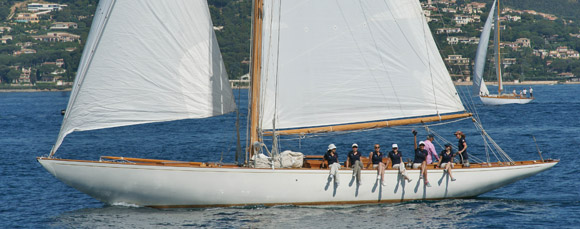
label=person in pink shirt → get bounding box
[424,134,439,164]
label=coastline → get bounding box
[1,80,579,92]
[0,88,72,93]
[453,80,580,86]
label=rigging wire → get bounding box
[429,4,517,164]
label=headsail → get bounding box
[51,0,236,155]
[472,0,495,97]
[258,0,465,132]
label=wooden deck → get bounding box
[94,156,556,170]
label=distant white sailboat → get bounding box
[38,0,555,208]
[472,0,533,105]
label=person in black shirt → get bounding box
[439,143,457,181]
[346,143,363,185]
[387,143,412,182]
[324,144,341,186]
[413,130,431,187]
[454,130,469,167]
[367,144,386,186]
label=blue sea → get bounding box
[1,85,579,228]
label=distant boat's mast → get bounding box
[249,0,263,158]
[496,0,503,95]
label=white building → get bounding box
[1,35,13,44]
[27,3,67,12]
[50,22,78,30]
[445,55,470,65]
[436,27,462,34]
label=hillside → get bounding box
[2,0,580,88]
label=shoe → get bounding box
[451,178,456,181]
[426,182,432,187]
[406,178,413,182]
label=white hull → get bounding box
[38,158,557,207]
[480,96,533,105]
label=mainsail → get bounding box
[258,0,465,132]
[472,0,495,97]
[51,0,236,155]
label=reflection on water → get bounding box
[51,198,562,228]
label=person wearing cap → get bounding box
[324,144,341,186]
[439,143,457,181]
[424,134,440,165]
[346,143,363,186]
[454,131,469,167]
[413,130,431,187]
[367,144,386,186]
[387,143,412,182]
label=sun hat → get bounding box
[328,144,337,150]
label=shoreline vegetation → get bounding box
[1,80,580,92]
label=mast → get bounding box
[496,0,503,95]
[249,0,264,158]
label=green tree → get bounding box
[6,68,20,83]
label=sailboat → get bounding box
[472,0,534,105]
[38,0,556,208]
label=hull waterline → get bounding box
[38,157,557,208]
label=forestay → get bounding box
[51,0,236,155]
[258,0,465,132]
[472,0,495,97]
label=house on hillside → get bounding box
[436,27,462,34]
[453,14,480,26]
[445,55,470,65]
[50,22,78,30]
[0,27,12,34]
[1,35,13,44]
[13,49,37,56]
[42,59,65,68]
[19,67,32,84]
[549,46,580,59]
[463,2,486,14]
[32,32,80,42]
[446,36,479,45]
[15,13,39,23]
[515,38,530,48]
[27,3,67,12]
